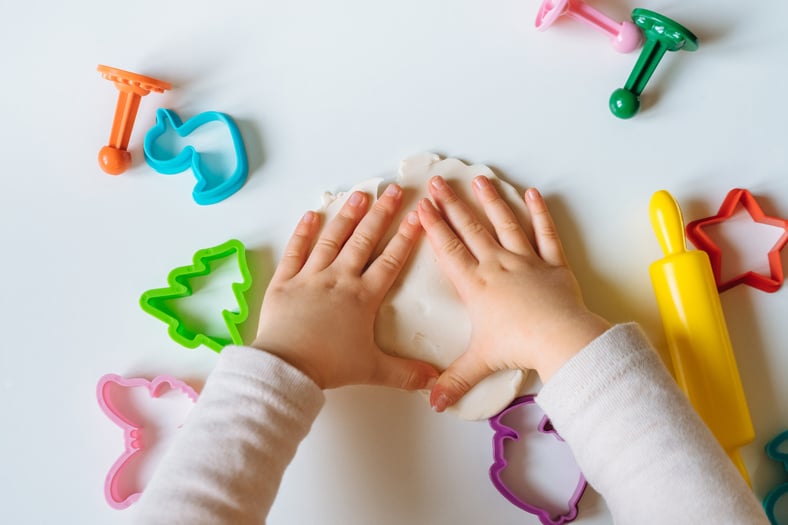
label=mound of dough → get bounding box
[320,153,531,420]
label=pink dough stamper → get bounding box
[97,374,199,509]
[535,0,642,53]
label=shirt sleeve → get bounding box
[536,323,769,525]
[134,346,325,525]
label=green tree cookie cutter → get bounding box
[140,239,253,352]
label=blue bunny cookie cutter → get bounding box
[144,108,249,205]
[764,429,788,524]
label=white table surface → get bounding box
[1,1,787,523]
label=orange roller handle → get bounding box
[97,65,171,175]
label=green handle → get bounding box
[610,9,699,119]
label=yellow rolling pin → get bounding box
[648,190,754,484]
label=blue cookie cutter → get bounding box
[764,430,788,525]
[144,108,249,205]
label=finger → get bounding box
[417,198,477,291]
[428,176,499,258]
[471,176,534,256]
[304,191,369,271]
[368,351,439,391]
[524,188,568,267]
[429,348,493,412]
[336,184,403,273]
[363,209,421,296]
[271,211,321,281]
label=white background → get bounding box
[1,0,787,523]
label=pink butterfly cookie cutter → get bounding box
[489,395,587,525]
[96,374,199,509]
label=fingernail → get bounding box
[348,192,364,207]
[432,392,449,412]
[526,188,540,201]
[430,176,447,191]
[425,376,437,390]
[384,184,401,198]
[473,176,489,190]
[407,210,419,225]
[302,211,316,223]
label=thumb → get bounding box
[430,349,492,413]
[370,352,440,391]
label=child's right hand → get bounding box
[252,184,438,392]
[418,176,611,412]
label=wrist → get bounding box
[533,313,611,383]
[250,338,325,389]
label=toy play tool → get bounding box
[609,9,698,118]
[686,188,788,293]
[764,430,788,525]
[535,0,642,53]
[97,374,198,509]
[648,190,754,484]
[140,239,253,352]
[144,108,249,205]
[489,395,587,525]
[97,65,171,175]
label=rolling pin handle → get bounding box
[649,190,688,257]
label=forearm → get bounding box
[536,323,768,525]
[135,346,324,525]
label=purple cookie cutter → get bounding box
[97,374,199,509]
[489,395,587,525]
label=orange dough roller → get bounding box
[97,65,171,175]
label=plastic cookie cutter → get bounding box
[534,0,642,53]
[97,373,198,509]
[97,65,171,175]
[764,430,788,525]
[489,395,587,525]
[609,9,698,119]
[649,190,754,484]
[140,239,253,352]
[685,188,788,293]
[144,108,249,205]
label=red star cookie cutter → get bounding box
[685,188,788,293]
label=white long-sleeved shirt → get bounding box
[135,323,769,524]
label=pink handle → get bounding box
[534,0,642,53]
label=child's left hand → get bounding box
[252,184,439,390]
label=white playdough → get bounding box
[320,153,531,420]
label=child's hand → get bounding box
[252,184,439,391]
[418,176,610,412]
